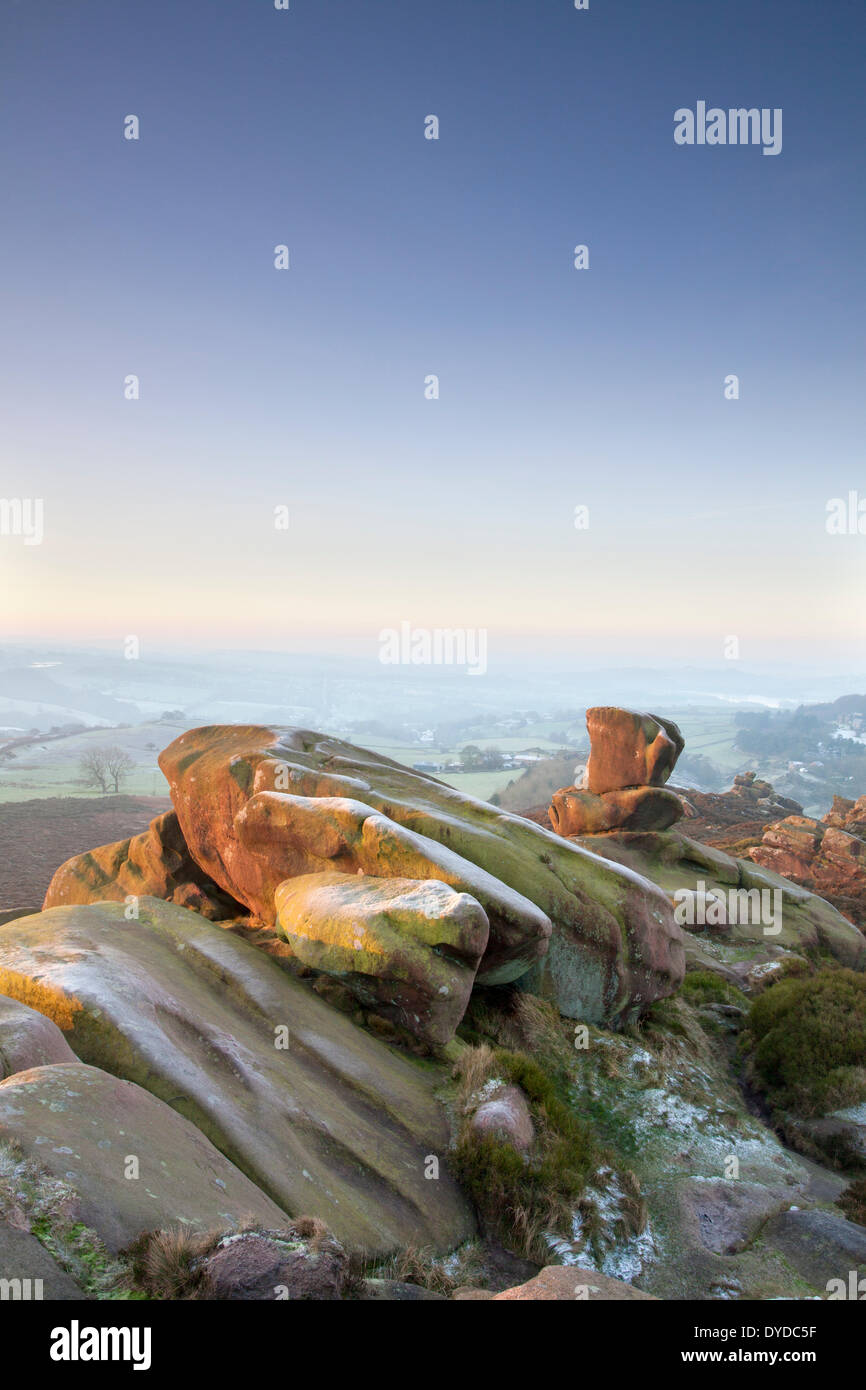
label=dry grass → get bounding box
[0,969,83,1032]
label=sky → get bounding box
[1,0,864,675]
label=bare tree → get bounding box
[103,745,136,793]
[79,745,135,794]
[79,746,110,793]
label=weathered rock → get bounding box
[0,908,41,927]
[0,1219,89,1300]
[572,829,866,973]
[158,726,685,1025]
[760,1208,866,1291]
[0,1063,291,1251]
[493,1265,657,1300]
[43,810,243,922]
[470,1085,535,1152]
[361,1278,447,1300]
[585,708,684,795]
[749,815,866,930]
[238,792,549,987]
[0,993,77,1079]
[274,872,489,1045]
[549,786,685,837]
[200,1224,347,1301]
[0,900,474,1256]
[681,1179,794,1256]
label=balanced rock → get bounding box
[274,872,489,1045]
[43,810,243,922]
[158,725,685,1025]
[0,899,474,1256]
[585,708,684,795]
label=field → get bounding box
[0,794,172,911]
[0,719,190,803]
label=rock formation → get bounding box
[274,872,489,1046]
[0,898,474,1256]
[749,796,866,928]
[42,725,685,1038]
[549,707,688,836]
[43,809,244,921]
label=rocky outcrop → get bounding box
[0,899,475,1257]
[549,708,687,837]
[274,872,489,1046]
[0,1062,291,1251]
[569,828,866,975]
[157,725,685,1027]
[43,810,243,922]
[749,802,866,929]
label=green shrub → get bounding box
[742,969,866,1117]
[681,971,746,1007]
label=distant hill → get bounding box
[0,667,141,729]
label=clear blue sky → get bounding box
[1,0,864,669]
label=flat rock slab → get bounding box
[681,1179,793,1256]
[0,1063,291,1252]
[0,993,77,1079]
[762,1208,866,1291]
[0,1219,89,1300]
[0,900,474,1257]
[493,1265,657,1300]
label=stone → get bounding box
[0,900,475,1256]
[681,1179,794,1255]
[238,792,549,986]
[760,1208,866,1291]
[0,1063,291,1251]
[0,1218,89,1300]
[572,829,866,973]
[470,1085,535,1152]
[274,872,489,1045]
[43,810,243,921]
[158,726,685,1025]
[0,993,77,1079]
[493,1265,657,1300]
[200,1223,347,1301]
[585,708,684,795]
[549,786,685,837]
[360,1278,447,1300]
